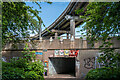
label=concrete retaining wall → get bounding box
[2,38,120,78]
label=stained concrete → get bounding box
[2,38,120,79]
[3,38,120,50]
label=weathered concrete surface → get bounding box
[79,50,100,78]
[2,38,120,79]
[3,38,120,50]
[2,51,23,62]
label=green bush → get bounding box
[2,61,11,67]
[2,63,25,80]
[26,60,44,75]
[2,60,44,80]
[2,44,44,80]
[25,60,44,80]
[10,57,28,68]
[85,67,120,80]
[25,71,44,80]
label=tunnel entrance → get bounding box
[49,57,76,78]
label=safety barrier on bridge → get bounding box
[38,35,87,42]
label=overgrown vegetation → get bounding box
[85,67,120,80]
[76,2,120,47]
[98,49,120,68]
[76,2,120,80]
[1,1,53,80]
[2,44,44,80]
[85,49,120,80]
[1,1,52,47]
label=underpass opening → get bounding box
[49,57,76,78]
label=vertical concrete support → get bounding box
[70,19,75,40]
[70,41,75,49]
[39,28,41,40]
[39,37,42,42]
[55,33,58,39]
[67,33,69,39]
[50,37,53,44]
[39,21,41,40]
[76,60,80,77]
[60,36,63,44]
[49,58,57,76]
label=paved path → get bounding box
[45,78,84,80]
[44,74,85,80]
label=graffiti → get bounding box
[84,57,95,69]
[64,50,70,56]
[70,50,79,57]
[70,50,75,56]
[35,52,43,55]
[43,49,47,52]
[59,50,64,55]
[2,57,7,62]
[44,60,48,67]
[54,50,59,56]
[54,50,79,57]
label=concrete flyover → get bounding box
[33,1,88,40]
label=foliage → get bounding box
[2,61,44,80]
[26,60,44,75]
[76,2,120,47]
[10,57,28,68]
[2,44,44,80]
[22,43,36,62]
[2,62,25,80]
[2,2,37,46]
[25,60,44,80]
[2,61,11,67]
[76,2,120,67]
[2,1,52,47]
[85,67,120,80]
[76,2,120,79]
[98,48,120,68]
[25,71,42,80]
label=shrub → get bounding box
[10,57,28,68]
[2,60,44,80]
[2,62,25,80]
[24,60,44,80]
[2,59,44,80]
[2,61,11,67]
[25,71,44,80]
[2,44,44,80]
[25,60,44,78]
[85,67,120,80]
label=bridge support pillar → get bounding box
[70,19,75,40]
[67,33,69,39]
[55,32,58,39]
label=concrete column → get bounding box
[67,33,69,39]
[55,32,58,39]
[39,28,41,40]
[70,19,75,40]
[39,21,41,40]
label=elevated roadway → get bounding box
[34,1,88,39]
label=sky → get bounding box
[26,2,86,37]
[26,2,69,31]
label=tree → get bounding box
[76,2,120,48]
[76,2,120,68]
[2,1,51,47]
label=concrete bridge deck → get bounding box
[33,1,88,40]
